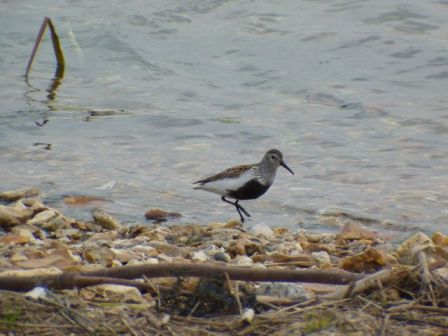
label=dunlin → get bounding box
[193,149,294,222]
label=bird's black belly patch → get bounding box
[228,179,270,200]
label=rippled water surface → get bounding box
[1,0,448,235]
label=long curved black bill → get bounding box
[281,161,294,175]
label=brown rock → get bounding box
[432,232,448,247]
[80,284,143,303]
[0,205,33,228]
[27,209,59,226]
[0,234,32,245]
[92,209,122,230]
[341,247,395,273]
[145,208,182,221]
[336,222,378,243]
[14,254,75,270]
[63,195,111,206]
[83,246,115,267]
[148,241,188,258]
[0,188,39,202]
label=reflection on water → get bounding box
[1,0,448,236]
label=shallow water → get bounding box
[1,0,448,235]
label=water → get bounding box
[1,0,448,236]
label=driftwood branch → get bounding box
[0,262,364,292]
[323,266,411,299]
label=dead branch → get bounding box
[0,262,363,292]
[323,267,412,300]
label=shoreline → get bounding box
[0,187,447,335]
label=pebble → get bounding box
[256,282,312,301]
[92,209,122,230]
[250,223,273,238]
[192,250,208,262]
[311,251,331,264]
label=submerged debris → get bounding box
[0,187,447,335]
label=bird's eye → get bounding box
[270,155,276,160]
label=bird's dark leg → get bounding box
[221,196,250,222]
[235,200,251,217]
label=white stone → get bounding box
[192,250,208,262]
[250,223,273,238]
[312,251,331,264]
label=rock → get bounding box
[256,282,312,301]
[192,250,208,262]
[14,251,78,270]
[241,308,255,323]
[111,248,139,263]
[0,204,33,228]
[131,245,159,258]
[434,267,448,281]
[63,195,111,206]
[92,209,122,230]
[0,234,33,245]
[232,255,253,266]
[250,224,273,238]
[24,286,48,300]
[0,267,62,278]
[149,241,188,258]
[27,209,59,226]
[395,232,435,262]
[11,228,36,242]
[432,232,448,247]
[145,208,182,221]
[311,251,331,264]
[273,227,290,236]
[81,284,142,303]
[213,252,231,263]
[127,258,159,266]
[0,188,39,202]
[300,232,336,244]
[271,242,303,256]
[206,222,226,231]
[83,246,115,267]
[224,220,243,229]
[342,247,395,273]
[54,228,82,240]
[21,197,47,213]
[87,231,119,242]
[336,222,378,243]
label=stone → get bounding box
[192,250,208,262]
[28,209,59,226]
[311,251,331,264]
[396,232,435,262]
[92,209,122,230]
[0,188,39,202]
[250,224,274,238]
[0,205,33,228]
[256,282,312,301]
[336,222,378,242]
[144,208,182,221]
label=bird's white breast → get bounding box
[197,168,258,197]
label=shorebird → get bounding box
[193,149,294,222]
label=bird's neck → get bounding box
[257,162,277,186]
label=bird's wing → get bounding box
[193,164,254,185]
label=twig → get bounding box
[25,17,65,78]
[121,316,139,336]
[225,272,242,315]
[323,267,411,300]
[418,251,436,306]
[380,314,390,336]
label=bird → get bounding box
[193,149,294,222]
